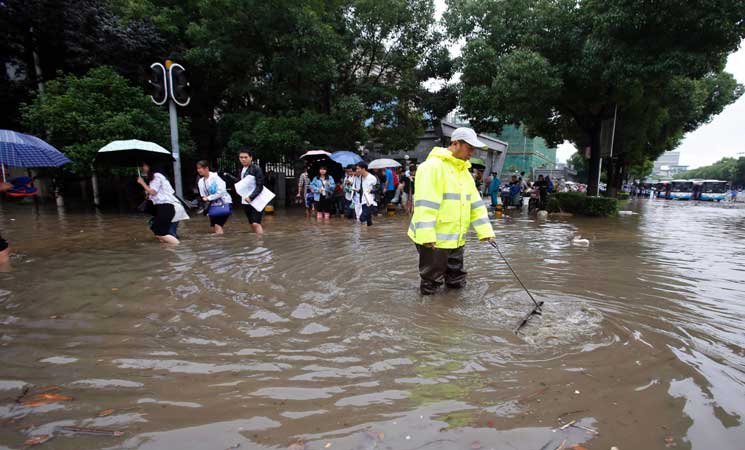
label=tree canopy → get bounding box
[447,0,745,195]
[4,0,745,186]
[680,157,745,187]
[3,0,455,166]
[21,66,190,175]
[108,0,454,160]
[0,0,165,129]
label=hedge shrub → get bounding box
[617,192,630,200]
[584,196,619,216]
[547,192,618,217]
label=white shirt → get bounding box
[148,173,189,222]
[361,173,378,206]
[198,173,232,204]
[343,175,358,201]
[149,173,175,205]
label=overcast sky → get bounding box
[431,1,745,169]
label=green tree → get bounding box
[110,0,454,160]
[602,71,742,194]
[568,152,589,183]
[21,66,190,175]
[681,157,745,186]
[447,0,745,195]
[0,0,165,129]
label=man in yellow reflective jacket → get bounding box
[408,127,496,295]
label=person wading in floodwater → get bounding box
[0,181,11,265]
[197,160,232,234]
[408,127,495,295]
[137,162,189,245]
[237,149,264,235]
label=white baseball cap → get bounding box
[451,127,487,149]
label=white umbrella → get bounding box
[96,140,173,165]
[368,158,401,169]
[95,139,174,177]
[300,150,332,159]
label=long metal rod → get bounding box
[490,240,539,307]
[490,240,544,332]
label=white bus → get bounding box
[700,180,728,202]
[669,180,694,200]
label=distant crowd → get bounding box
[296,163,416,225]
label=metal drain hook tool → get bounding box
[489,240,544,333]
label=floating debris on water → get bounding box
[56,426,125,437]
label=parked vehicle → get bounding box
[655,181,671,199]
[700,180,728,202]
[669,180,694,200]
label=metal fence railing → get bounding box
[216,156,295,179]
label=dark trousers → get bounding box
[360,204,373,226]
[344,199,355,219]
[416,244,467,295]
[317,196,332,213]
[384,190,395,204]
[334,197,345,215]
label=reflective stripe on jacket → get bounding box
[408,147,495,249]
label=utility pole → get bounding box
[168,97,182,198]
[148,60,190,198]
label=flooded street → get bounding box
[1,199,745,449]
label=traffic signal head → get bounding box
[149,63,167,105]
[169,63,191,107]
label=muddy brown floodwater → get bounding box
[1,198,745,450]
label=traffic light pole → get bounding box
[150,60,188,198]
[168,99,183,199]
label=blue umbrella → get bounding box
[0,130,71,181]
[330,151,363,168]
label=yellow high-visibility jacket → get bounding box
[408,147,495,248]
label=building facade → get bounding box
[652,151,689,179]
[498,125,557,177]
[368,121,508,176]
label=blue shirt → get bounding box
[385,168,394,191]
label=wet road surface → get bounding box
[1,198,744,449]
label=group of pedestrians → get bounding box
[136,149,266,244]
[489,172,554,211]
[296,162,416,226]
[3,126,499,299]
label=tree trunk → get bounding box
[116,175,127,213]
[30,27,45,96]
[615,162,625,193]
[80,178,89,203]
[606,158,617,198]
[91,167,101,206]
[587,125,602,196]
[605,158,624,198]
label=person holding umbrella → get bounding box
[137,162,189,245]
[408,127,495,295]
[1,129,73,263]
[197,160,232,234]
[0,180,11,264]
